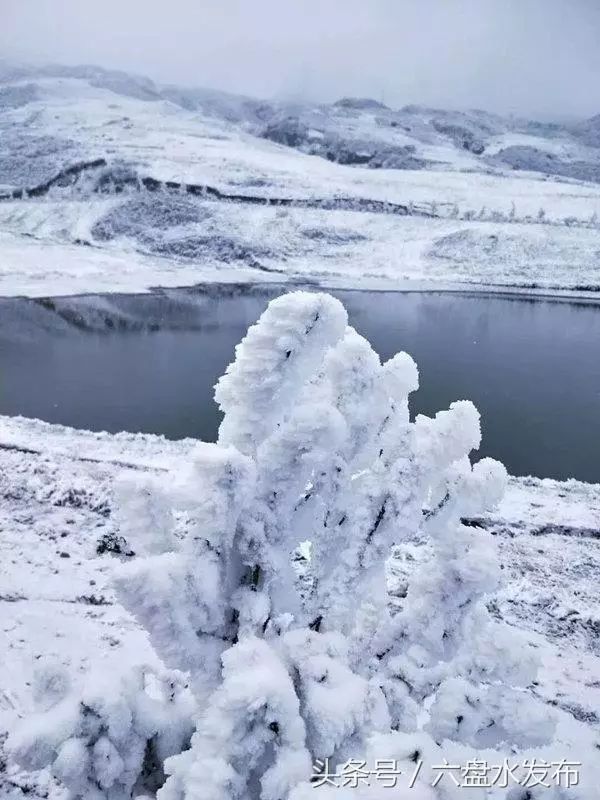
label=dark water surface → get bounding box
[1,286,599,481]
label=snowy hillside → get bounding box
[1,62,600,295]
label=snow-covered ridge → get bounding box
[1,62,600,297]
[3,61,600,186]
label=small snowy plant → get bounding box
[9,662,194,800]
[10,292,560,799]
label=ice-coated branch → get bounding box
[215,291,348,457]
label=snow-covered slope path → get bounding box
[2,200,600,298]
[1,415,599,797]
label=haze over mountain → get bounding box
[2,0,600,119]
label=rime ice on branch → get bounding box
[9,291,558,800]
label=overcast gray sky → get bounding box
[2,0,600,118]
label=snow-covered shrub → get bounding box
[11,291,568,798]
[8,662,194,800]
[91,194,206,242]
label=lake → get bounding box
[1,285,599,482]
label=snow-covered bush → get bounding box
[11,291,570,798]
[9,661,194,800]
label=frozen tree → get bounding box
[10,291,569,799]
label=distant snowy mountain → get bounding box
[2,60,600,189]
[1,61,600,296]
[164,76,600,181]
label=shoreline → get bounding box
[3,273,600,305]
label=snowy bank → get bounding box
[1,413,599,796]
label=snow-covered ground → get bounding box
[2,197,600,297]
[1,416,599,797]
